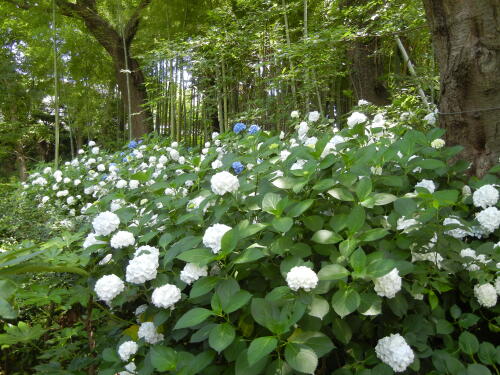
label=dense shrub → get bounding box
[15,107,500,374]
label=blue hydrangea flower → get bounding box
[120,152,125,156]
[248,124,261,134]
[232,161,245,174]
[233,122,246,134]
[128,140,138,149]
[101,174,108,181]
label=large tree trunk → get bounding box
[55,0,152,138]
[422,0,500,176]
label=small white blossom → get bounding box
[126,254,159,284]
[94,274,125,303]
[374,268,401,298]
[415,179,436,193]
[151,284,182,309]
[476,207,500,233]
[347,112,367,128]
[203,224,231,254]
[375,333,414,372]
[210,171,239,195]
[308,111,320,122]
[474,283,497,307]
[286,266,318,292]
[431,138,445,149]
[92,211,120,236]
[291,110,300,118]
[110,231,135,249]
[473,185,499,209]
[118,341,138,362]
[180,263,208,284]
[138,322,164,344]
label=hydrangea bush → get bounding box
[22,107,500,374]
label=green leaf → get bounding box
[328,188,355,201]
[459,331,479,355]
[394,198,417,217]
[190,276,218,299]
[174,308,214,330]
[366,258,395,278]
[220,229,239,254]
[234,247,265,264]
[433,190,459,207]
[288,331,335,358]
[235,348,269,375]
[0,322,45,345]
[0,297,17,320]
[303,216,324,231]
[414,158,446,169]
[287,199,314,217]
[373,193,397,205]
[272,217,294,233]
[285,343,318,374]
[223,290,252,313]
[247,336,278,366]
[478,342,497,365]
[467,364,492,375]
[350,248,366,275]
[150,345,177,371]
[0,280,17,299]
[331,317,352,344]
[177,248,214,265]
[345,206,365,233]
[355,177,372,200]
[272,177,297,189]
[331,288,360,318]
[312,230,342,244]
[159,233,173,249]
[262,193,282,214]
[312,179,336,191]
[209,323,235,353]
[358,229,389,242]
[318,264,349,281]
[308,296,330,320]
[102,347,120,362]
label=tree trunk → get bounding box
[422,0,500,176]
[347,38,390,105]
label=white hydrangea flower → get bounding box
[124,362,136,374]
[98,254,112,265]
[129,180,139,189]
[203,224,231,254]
[211,160,223,169]
[375,333,414,372]
[374,268,401,298]
[358,99,370,106]
[474,283,497,307]
[459,248,490,271]
[118,341,138,362]
[443,217,470,239]
[308,111,320,122]
[138,322,164,344]
[88,140,96,147]
[411,251,443,268]
[116,180,127,188]
[431,138,445,149]
[286,266,318,292]
[462,185,472,197]
[94,274,125,303]
[180,263,208,284]
[135,304,148,316]
[424,112,436,125]
[298,122,309,139]
[91,146,100,154]
[83,232,105,249]
[291,110,300,118]
[110,231,135,249]
[320,135,345,158]
[126,254,159,284]
[210,171,239,195]
[280,150,291,161]
[92,211,120,236]
[415,179,436,193]
[473,185,499,209]
[291,159,307,170]
[476,207,500,233]
[347,112,367,128]
[151,284,182,309]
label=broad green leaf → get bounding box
[328,188,355,201]
[176,249,214,265]
[345,206,365,233]
[223,290,252,313]
[288,330,335,358]
[366,258,395,278]
[331,288,360,318]
[355,177,372,200]
[272,217,294,233]
[308,296,330,320]
[466,364,491,375]
[247,336,277,366]
[350,248,366,275]
[159,233,173,249]
[459,331,479,355]
[262,193,282,214]
[287,199,314,217]
[150,345,177,371]
[209,323,235,353]
[234,247,266,264]
[312,230,342,244]
[174,308,214,330]
[190,276,218,299]
[285,343,318,374]
[394,198,417,217]
[235,348,269,375]
[272,177,297,189]
[358,228,389,242]
[318,264,349,281]
[0,280,17,299]
[312,179,336,191]
[0,322,45,345]
[331,317,352,344]
[373,193,397,205]
[0,297,17,319]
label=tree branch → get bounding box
[124,0,153,43]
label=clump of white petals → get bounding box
[476,207,500,233]
[94,274,125,303]
[203,224,232,254]
[443,217,469,239]
[138,322,164,344]
[474,283,497,307]
[92,211,120,236]
[308,111,320,122]
[180,263,208,284]
[118,341,138,362]
[126,254,159,284]
[396,217,418,232]
[83,232,105,249]
[374,268,401,298]
[473,185,499,208]
[210,171,239,195]
[347,112,367,128]
[375,333,414,372]
[110,231,135,249]
[430,138,445,149]
[286,266,318,292]
[415,179,436,193]
[151,284,182,309]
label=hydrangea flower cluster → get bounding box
[472,184,499,208]
[110,231,135,249]
[151,284,182,309]
[373,268,402,298]
[285,266,318,291]
[473,283,497,307]
[203,224,232,253]
[92,211,120,236]
[375,333,414,372]
[233,122,246,134]
[138,322,164,344]
[94,274,125,303]
[180,263,208,284]
[210,171,239,195]
[118,341,138,362]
